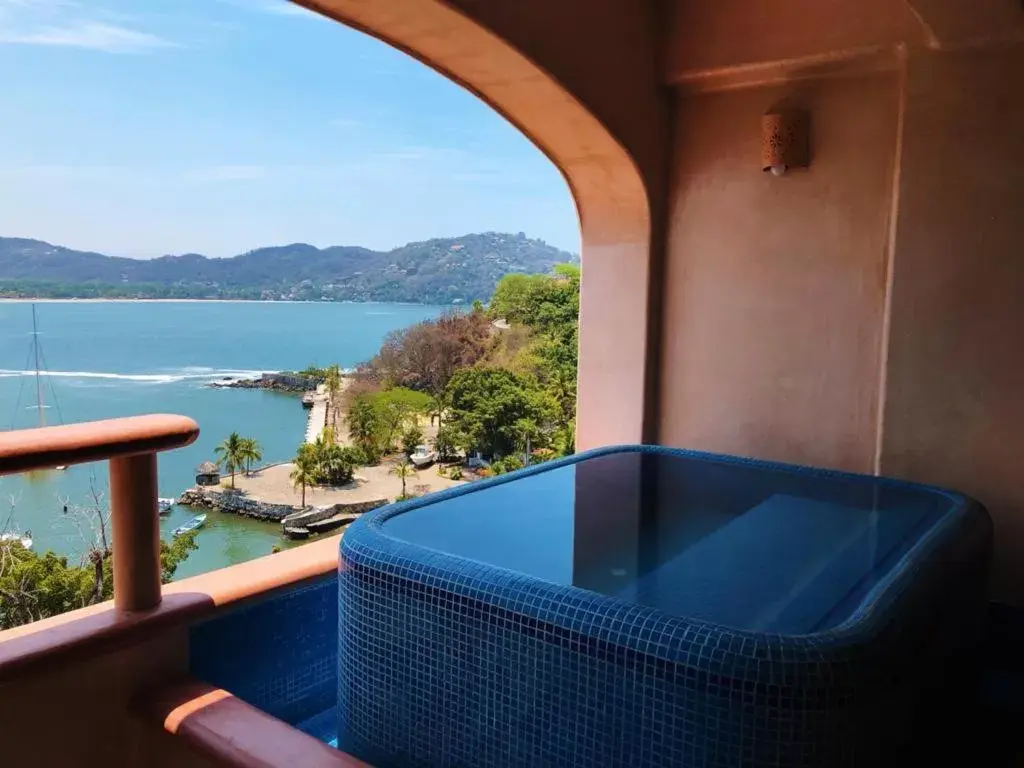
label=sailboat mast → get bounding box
[32,304,44,427]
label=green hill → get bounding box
[0,232,578,304]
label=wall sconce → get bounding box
[762,108,809,176]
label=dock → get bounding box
[304,384,328,443]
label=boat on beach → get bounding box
[173,514,207,537]
[409,444,437,468]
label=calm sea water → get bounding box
[0,300,443,578]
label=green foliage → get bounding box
[289,447,318,507]
[346,395,381,462]
[215,432,248,488]
[238,436,263,475]
[490,455,525,476]
[294,429,360,495]
[434,425,461,462]
[389,460,416,498]
[401,424,425,458]
[445,367,559,460]
[488,264,579,434]
[0,533,197,631]
[347,388,431,458]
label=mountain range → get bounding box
[0,232,577,304]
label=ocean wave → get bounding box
[0,368,270,384]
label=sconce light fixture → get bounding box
[762,108,809,176]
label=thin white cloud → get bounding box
[0,21,173,52]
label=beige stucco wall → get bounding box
[880,44,1024,603]
[660,41,1024,603]
[660,73,901,473]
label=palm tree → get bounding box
[428,392,449,429]
[324,364,342,430]
[214,432,246,488]
[347,396,379,458]
[239,437,263,476]
[290,449,318,507]
[390,459,415,499]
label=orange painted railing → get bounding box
[0,415,199,612]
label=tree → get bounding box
[401,424,425,458]
[324,364,342,430]
[215,432,247,488]
[445,367,559,459]
[434,425,461,462]
[374,388,432,452]
[390,460,415,499]
[0,532,197,631]
[238,437,263,476]
[365,310,492,395]
[312,429,357,486]
[346,395,380,461]
[289,447,318,507]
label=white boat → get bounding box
[409,444,437,468]
[173,514,207,537]
[158,497,176,515]
[0,531,33,550]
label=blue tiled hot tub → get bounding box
[337,446,992,767]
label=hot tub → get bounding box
[337,446,991,767]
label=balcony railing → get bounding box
[0,414,199,611]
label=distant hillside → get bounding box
[0,232,578,304]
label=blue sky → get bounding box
[0,0,579,257]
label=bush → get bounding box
[340,445,369,467]
[490,455,525,476]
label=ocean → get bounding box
[0,300,444,579]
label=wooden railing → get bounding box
[0,415,199,611]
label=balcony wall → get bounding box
[659,0,1024,603]
[660,71,900,473]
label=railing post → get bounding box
[109,452,162,611]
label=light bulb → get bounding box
[769,164,787,177]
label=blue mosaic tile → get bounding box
[190,576,337,724]
[337,445,993,767]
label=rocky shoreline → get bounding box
[209,371,320,393]
[177,486,388,538]
[178,487,297,521]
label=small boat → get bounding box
[173,514,207,537]
[0,530,33,550]
[409,444,437,468]
[158,497,176,514]
[301,392,316,408]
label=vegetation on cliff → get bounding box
[349,262,580,470]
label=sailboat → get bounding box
[21,305,67,470]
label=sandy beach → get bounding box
[226,460,465,506]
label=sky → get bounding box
[0,0,580,258]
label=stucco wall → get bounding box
[660,73,901,472]
[0,629,213,767]
[880,45,1024,603]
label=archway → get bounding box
[296,0,656,449]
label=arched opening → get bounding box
[297,0,656,450]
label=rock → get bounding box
[284,526,311,540]
[208,372,321,393]
[177,487,298,522]
[281,499,388,533]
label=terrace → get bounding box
[2,1,1024,765]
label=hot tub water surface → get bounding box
[338,446,991,767]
